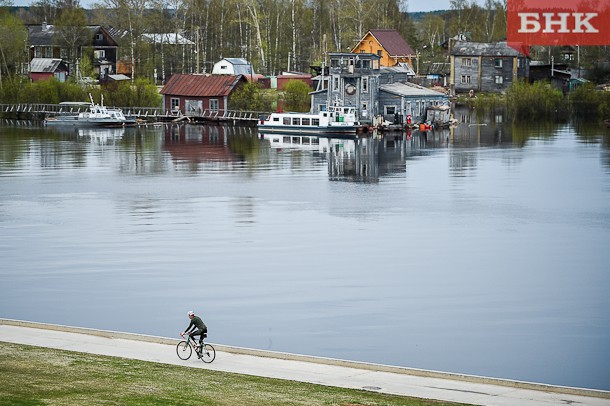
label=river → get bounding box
[1,113,609,391]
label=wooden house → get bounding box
[27,23,119,79]
[310,53,382,123]
[351,29,416,68]
[160,74,247,115]
[29,58,69,82]
[378,82,449,124]
[450,41,529,93]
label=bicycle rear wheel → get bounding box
[176,341,192,360]
[199,343,216,363]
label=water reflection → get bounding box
[1,118,610,391]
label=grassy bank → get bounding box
[0,342,467,405]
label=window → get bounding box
[302,118,310,125]
[96,34,103,40]
[272,117,280,122]
[333,76,339,91]
[362,60,370,69]
[495,75,503,84]
[385,106,397,115]
[362,77,369,93]
[292,117,300,125]
[461,58,472,67]
[171,98,180,110]
[283,117,291,125]
[376,50,382,57]
[312,118,320,126]
[495,58,503,68]
[460,75,471,84]
[95,50,105,59]
[209,99,219,111]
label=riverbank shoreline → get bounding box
[1,318,608,405]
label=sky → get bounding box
[11,0,454,12]
[409,0,453,12]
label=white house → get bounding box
[212,58,254,76]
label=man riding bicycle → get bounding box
[182,310,207,348]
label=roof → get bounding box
[160,74,244,97]
[142,33,195,45]
[27,24,117,47]
[380,62,415,76]
[361,29,415,57]
[107,74,131,81]
[451,41,525,57]
[29,58,65,73]
[379,82,448,98]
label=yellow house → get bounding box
[351,29,416,68]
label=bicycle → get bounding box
[177,332,216,363]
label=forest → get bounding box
[0,0,608,83]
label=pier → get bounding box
[0,103,265,125]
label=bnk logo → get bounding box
[507,0,610,53]
[518,13,598,33]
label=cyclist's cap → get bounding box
[187,310,194,316]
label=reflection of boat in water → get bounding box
[260,133,356,155]
[44,95,136,127]
[258,105,361,135]
[261,133,325,150]
[49,126,127,144]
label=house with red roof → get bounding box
[160,74,247,115]
[351,29,416,68]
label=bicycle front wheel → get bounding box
[176,341,192,360]
[199,343,216,363]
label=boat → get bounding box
[44,95,136,127]
[258,105,361,135]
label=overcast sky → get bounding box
[409,0,453,12]
[11,0,454,12]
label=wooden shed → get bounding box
[160,74,247,115]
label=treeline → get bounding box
[4,0,512,80]
[3,0,608,83]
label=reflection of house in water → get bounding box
[163,125,244,168]
[261,133,447,182]
[450,106,515,146]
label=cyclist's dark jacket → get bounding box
[186,316,207,333]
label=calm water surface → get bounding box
[1,116,609,390]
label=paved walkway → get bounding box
[1,320,609,406]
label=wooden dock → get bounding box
[0,104,266,125]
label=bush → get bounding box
[569,83,610,119]
[282,80,312,112]
[505,80,564,119]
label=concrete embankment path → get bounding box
[1,319,609,406]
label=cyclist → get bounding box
[182,310,207,348]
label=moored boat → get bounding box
[258,105,361,135]
[44,95,136,127]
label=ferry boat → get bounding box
[44,95,136,127]
[258,105,361,135]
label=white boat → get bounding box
[44,95,136,127]
[258,105,361,135]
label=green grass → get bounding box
[0,342,469,405]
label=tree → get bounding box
[0,10,27,86]
[53,7,90,71]
[282,79,311,112]
[229,82,268,111]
